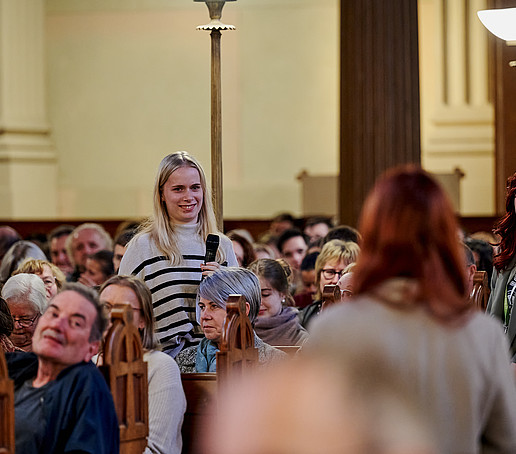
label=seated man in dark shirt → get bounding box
[7,283,119,454]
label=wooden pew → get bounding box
[321,284,342,312]
[0,344,14,454]
[470,270,490,311]
[181,294,258,454]
[100,303,149,454]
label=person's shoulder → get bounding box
[145,350,181,375]
[6,351,38,383]
[255,335,287,362]
[58,361,110,391]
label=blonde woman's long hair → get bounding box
[139,151,225,265]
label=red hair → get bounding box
[353,165,470,322]
[493,172,516,272]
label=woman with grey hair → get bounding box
[176,267,285,373]
[1,273,47,351]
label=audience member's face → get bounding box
[258,277,283,318]
[81,258,108,287]
[113,244,127,274]
[270,220,293,237]
[301,269,317,297]
[198,297,226,343]
[8,300,40,351]
[72,229,106,269]
[304,223,329,244]
[32,290,99,366]
[100,284,144,331]
[50,234,74,275]
[281,236,307,271]
[36,264,59,300]
[232,241,245,267]
[319,259,347,294]
[337,272,354,300]
[161,166,203,225]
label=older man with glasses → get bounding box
[1,273,47,351]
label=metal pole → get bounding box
[195,0,236,231]
[210,29,223,229]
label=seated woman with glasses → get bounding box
[299,240,360,329]
[1,273,47,351]
[13,258,66,300]
[176,267,286,373]
[98,275,186,454]
[248,259,308,346]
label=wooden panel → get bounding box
[340,0,421,225]
[0,347,14,454]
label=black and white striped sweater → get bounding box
[118,224,237,357]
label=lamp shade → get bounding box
[478,8,516,45]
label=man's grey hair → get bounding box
[1,273,47,314]
[196,267,261,325]
[65,223,113,267]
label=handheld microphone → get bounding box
[205,234,220,264]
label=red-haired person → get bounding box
[488,171,516,363]
[308,165,516,454]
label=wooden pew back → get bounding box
[181,294,258,454]
[321,284,342,312]
[100,304,149,454]
[0,346,14,454]
[470,270,490,311]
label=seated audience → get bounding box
[79,250,115,289]
[322,224,361,245]
[310,165,516,453]
[0,225,21,266]
[0,240,47,286]
[66,223,113,281]
[2,274,47,351]
[112,228,137,274]
[294,251,319,308]
[248,259,308,346]
[337,265,355,301]
[0,296,16,353]
[299,240,360,328]
[99,275,186,454]
[269,212,295,237]
[176,267,285,373]
[463,244,477,297]
[227,231,256,268]
[13,258,66,300]
[48,224,75,278]
[6,283,119,453]
[277,229,308,272]
[252,242,277,260]
[464,236,494,286]
[303,216,333,244]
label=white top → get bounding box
[144,350,186,454]
[309,294,516,454]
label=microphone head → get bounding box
[205,234,220,263]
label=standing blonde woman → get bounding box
[119,152,237,357]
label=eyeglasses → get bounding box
[13,314,40,328]
[321,269,345,280]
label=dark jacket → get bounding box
[7,352,120,454]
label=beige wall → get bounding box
[0,0,495,220]
[45,0,339,220]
